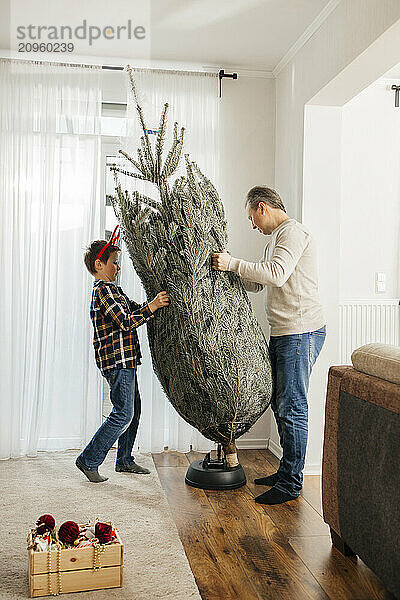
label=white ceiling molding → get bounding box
[272,0,342,78]
[202,65,274,79]
[374,77,400,85]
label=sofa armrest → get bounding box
[322,366,352,535]
[341,368,400,413]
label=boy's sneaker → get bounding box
[75,458,108,483]
[254,472,279,486]
[115,462,150,474]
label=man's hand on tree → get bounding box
[149,291,170,313]
[211,251,231,272]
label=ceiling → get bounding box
[149,0,333,71]
[0,0,335,73]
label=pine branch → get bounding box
[140,136,156,181]
[126,65,156,179]
[137,148,151,180]
[132,190,162,214]
[110,166,148,181]
[118,149,145,175]
[155,103,169,181]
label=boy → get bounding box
[77,228,169,482]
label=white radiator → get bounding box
[339,299,400,364]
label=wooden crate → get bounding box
[28,531,123,597]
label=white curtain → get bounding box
[0,59,103,459]
[116,68,220,452]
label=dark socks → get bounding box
[75,458,108,483]
[255,486,298,505]
[254,472,279,486]
[115,462,150,474]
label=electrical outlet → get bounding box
[376,282,385,292]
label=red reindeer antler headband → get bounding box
[96,225,121,262]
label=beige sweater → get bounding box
[228,218,325,336]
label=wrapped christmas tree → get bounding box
[109,66,272,467]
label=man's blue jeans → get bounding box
[269,326,326,496]
[78,368,141,469]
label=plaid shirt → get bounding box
[90,279,154,376]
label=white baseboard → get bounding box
[37,437,82,452]
[34,436,322,474]
[303,464,322,476]
[267,439,321,476]
[236,438,269,450]
[267,438,283,458]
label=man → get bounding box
[211,186,325,505]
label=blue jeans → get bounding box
[78,368,141,469]
[269,326,326,496]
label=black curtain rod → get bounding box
[219,69,238,98]
[391,84,400,107]
[101,64,237,99]
[102,65,124,71]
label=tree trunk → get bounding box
[224,442,239,467]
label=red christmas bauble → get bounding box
[36,514,56,531]
[58,521,80,545]
[95,522,113,544]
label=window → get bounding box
[101,102,127,137]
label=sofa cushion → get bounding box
[351,343,400,385]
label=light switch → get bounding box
[375,272,386,293]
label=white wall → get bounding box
[301,106,343,473]
[275,0,400,220]
[340,82,400,299]
[269,106,343,473]
[219,75,276,448]
[219,75,275,333]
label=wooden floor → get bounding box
[152,448,394,600]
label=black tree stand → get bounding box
[185,444,246,490]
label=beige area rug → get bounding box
[0,450,201,599]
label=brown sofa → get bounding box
[322,344,400,599]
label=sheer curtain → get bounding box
[116,68,220,452]
[0,59,103,459]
